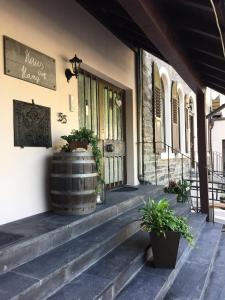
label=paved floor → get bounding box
[0,184,160,250]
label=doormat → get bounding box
[0,231,24,248]
[112,186,139,192]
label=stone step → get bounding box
[48,230,152,300]
[47,210,199,300]
[116,213,207,300]
[201,227,225,300]
[164,222,222,300]
[0,191,181,300]
[0,185,164,274]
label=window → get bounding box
[185,96,190,153]
[153,62,165,152]
[160,79,166,146]
[171,82,180,151]
[78,71,99,135]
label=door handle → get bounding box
[106,144,115,152]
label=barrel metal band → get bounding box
[54,152,93,157]
[51,173,98,178]
[51,190,95,195]
[52,160,95,164]
[52,203,95,208]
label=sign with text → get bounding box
[4,36,56,90]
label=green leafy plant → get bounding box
[164,180,180,194]
[220,193,225,203]
[164,180,191,203]
[139,198,194,245]
[61,127,102,176]
[176,180,191,203]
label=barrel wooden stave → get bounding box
[51,152,97,215]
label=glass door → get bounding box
[78,71,126,189]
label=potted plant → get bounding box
[220,193,225,203]
[176,180,191,203]
[61,127,102,175]
[61,127,95,150]
[164,180,179,194]
[139,198,193,268]
[164,180,191,203]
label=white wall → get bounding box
[0,0,137,224]
[211,120,225,154]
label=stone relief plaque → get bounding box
[4,36,56,90]
[13,100,52,148]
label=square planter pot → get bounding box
[150,231,180,268]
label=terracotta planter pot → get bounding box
[68,141,88,150]
[150,231,180,268]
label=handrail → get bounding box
[137,140,225,177]
[137,140,223,177]
[138,139,225,222]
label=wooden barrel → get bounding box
[51,151,98,215]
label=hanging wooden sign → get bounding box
[4,36,56,90]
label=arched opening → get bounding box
[160,68,171,147]
[177,84,185,153]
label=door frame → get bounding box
[78,69,127,189]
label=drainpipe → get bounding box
[136,48,144,182]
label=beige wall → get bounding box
[0,0,138,225]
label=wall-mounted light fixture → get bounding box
[65,54,82,82]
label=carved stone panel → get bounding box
[13,100,52,148]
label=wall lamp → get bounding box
[65,54,82,82]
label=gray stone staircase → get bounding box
[0,184,221,300]
[0,185,169,300]
[116,220,223,300]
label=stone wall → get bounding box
[140,50,195,186]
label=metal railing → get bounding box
[207,150,223,175]
[138,140,225,222]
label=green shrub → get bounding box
[139,198,194,245]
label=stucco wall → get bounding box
[0,0,137,225]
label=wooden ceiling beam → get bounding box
[189,49,225,65]
[117,0,203,93]
[213,0,225,58]
[181,26,220,40]
[204,74,225,85]
[172,0,212,12]
[205,81,225,95]
[194,61,225,75]
[188,47,225,62]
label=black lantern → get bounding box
[65,54,82,82]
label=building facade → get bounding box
[138,51,197,185]
[0,0,198,225]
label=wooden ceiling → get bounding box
[77,0,225,95]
